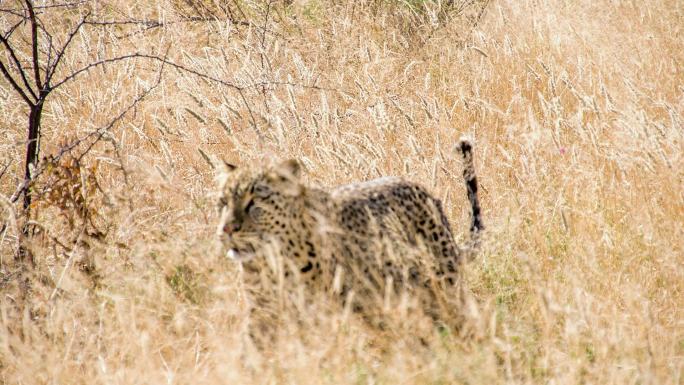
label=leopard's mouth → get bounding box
[219,232,258,262]
[226,247,256,261]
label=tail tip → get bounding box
[458,136,473,155]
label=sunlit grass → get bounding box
[1,0,682,383]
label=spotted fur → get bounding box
[215,139,483,345]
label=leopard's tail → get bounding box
[458,137,483,247]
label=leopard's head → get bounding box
[215,159,304,261]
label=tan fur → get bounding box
[216,149,481,345]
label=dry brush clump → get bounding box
[1,0,682,384]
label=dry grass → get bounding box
[1,0,683,383]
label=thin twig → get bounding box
[45,9,91,86]
[76,65,166,163]
[0,161,10,181]
[0,0,87,12]
[25,0,42,92]
[45,30,53,73]
[83,16,267,41]
[25,220,73,252]
[2,18,27,40]
[238,88,261,139]
[34,1,87,10]
[84,15,211,27]
[9,67,163,205]
[0,7,27,18]
[51,53,243,90]
[259,0,274,72]
[0,31,38,101]
[0,59,34,106]
[50,51,350,97]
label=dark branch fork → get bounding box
[0,25,37,101]
[0,1,349,264]
[0,1,124,263]
[44,9,91,86]
[0,54,33,105]
[9,68,164,206]
[2,19,25,40]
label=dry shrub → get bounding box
[0,0,682,383]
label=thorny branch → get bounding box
[9,64,165,205]
[50,52,243,90]
[45,9,91,86]
[0,1,86,14]
[0,56,33,105]
[2,19,25,40]
[0,29,38,101]
[25,0,43,92]
[0,161,10,181]
[76,63,166,163]
[4,50,345,205]
[0,1,350,264]
[84,16,229,40]
[33,1,87,10]
[49,51,348,94]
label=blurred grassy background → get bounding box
[1,0,682,383]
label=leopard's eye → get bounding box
[253,184,272,198]
[244,199,255,214]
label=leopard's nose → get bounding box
[223,222,241,235]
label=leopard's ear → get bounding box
[274,158,302,179]
[222,161,237,172]
[215,160,237,174]
[198,148,235,171]
[266,159,303,196]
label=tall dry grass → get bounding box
[1,0,682,383]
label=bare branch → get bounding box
[25,0,42,91]
[75,65,165,163]
[237,88,261,138]
[84,15,246,28]
[252,79,350,94]
[85,18,163,27]
[0,58,34,106]
[25,220,73,252]
[9,70,162,205]
[0,7,27,18]
[230,0,249,23]
[2,19,26,40]
[45,31,53,74]
[0,32,38,101]
[11,60,166,206]
[0,161,10,181]
[33,1,87,10]
[45,9,90,86]
[52,52,347,94]
[51,53,243,90]
[82,18,165,42]
[84,16,258,41]
[0,1,86,13]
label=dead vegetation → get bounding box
[1,0,682,383]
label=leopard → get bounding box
[215,138,483,346]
